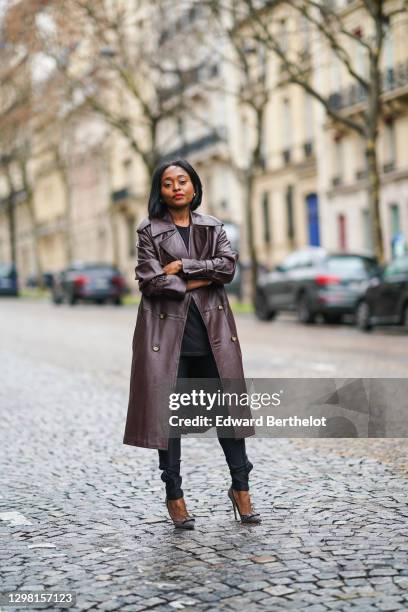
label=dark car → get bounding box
[355,254,408,332]
[26,271,55,289]
[52,262,129,306]
[255,247,379,324]
[0,263,19,296]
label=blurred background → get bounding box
[0,0,407,340]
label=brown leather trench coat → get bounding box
[123,208,255,450]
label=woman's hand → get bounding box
[163,260,182,275]
[186,279,212,291]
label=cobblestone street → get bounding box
[1,299,408,611]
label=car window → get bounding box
[384,256,408,277]
[295,251,314,267]
[85,266,120,277]
[280,252,302,270]
[325,256,375,276]
[0,263,12,275]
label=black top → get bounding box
[175,224,212,356]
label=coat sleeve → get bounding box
[180,226,238,285]
[135,228,187,299]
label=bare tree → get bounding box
[238,0,408,263]
[39,0,214,181]
[0,3,44,285]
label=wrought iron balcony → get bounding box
[111,187,131,203]
[160,128,227,161]
[355,168,368,181]
[303,141,314,157]
[328,59,408,112]
[383,161,395,173]
[157,64,219,102]
[331,175,342,187]
[282,149,291,164]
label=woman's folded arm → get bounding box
[135,228,187,299]
[180,227,238,284]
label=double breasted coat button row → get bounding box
[152,344,160,351]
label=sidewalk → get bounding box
[1,348,408,611]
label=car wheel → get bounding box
[356,300,373,332]
[114,297,123,306]
[69,294,77,306]
[297,294,315,324]
[254,290,276,321]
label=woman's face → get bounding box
[160,165,195,209]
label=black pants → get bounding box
[158,352,253,500]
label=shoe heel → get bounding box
[228,487,239,521]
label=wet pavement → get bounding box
[0,298,407,611]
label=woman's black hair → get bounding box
[147,158,203,219]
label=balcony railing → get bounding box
[355,168,368,181]
[157,63,219,102]
[303,141,314,157]
[328,59,408,111]
[111,187,131,203]
[282,148,291,164]
[160,128,227,161]
[383,161,395,173]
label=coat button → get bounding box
[152,344,160,351]
[231,336,237,342]
[159,313,166,319]
[218,304,223,310]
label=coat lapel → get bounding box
[153,209,216,261]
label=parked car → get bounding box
[0,262,18,296]
[26,271,55,289]
[255,247,379,324]
[52,262,129,306]
[355,254,408,332]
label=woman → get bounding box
[123,159,261,529]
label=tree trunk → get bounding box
[25,191,45,288]
[6,193,17,270]
[365,139,384,263]
[59,164,74,264]
[244,169,258,303]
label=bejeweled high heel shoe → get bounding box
[228,486,262,524]
[165,497,195,530]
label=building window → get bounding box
[384,28,394,68]
[300,14,311,52]
[332,136,345,185]
[127,217,136,257]
[383,120,396,171]
[354,27,368,79]
[262,192,271,244]
[282,98,292,151]
[286,185,295,241]
[389,203,400,237]
[337,213,347,251]
[362,209,373,251]
[279,18,288,52]
[304,93,314,150]
[330,53,342,91]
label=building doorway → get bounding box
[306,193,320,246]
